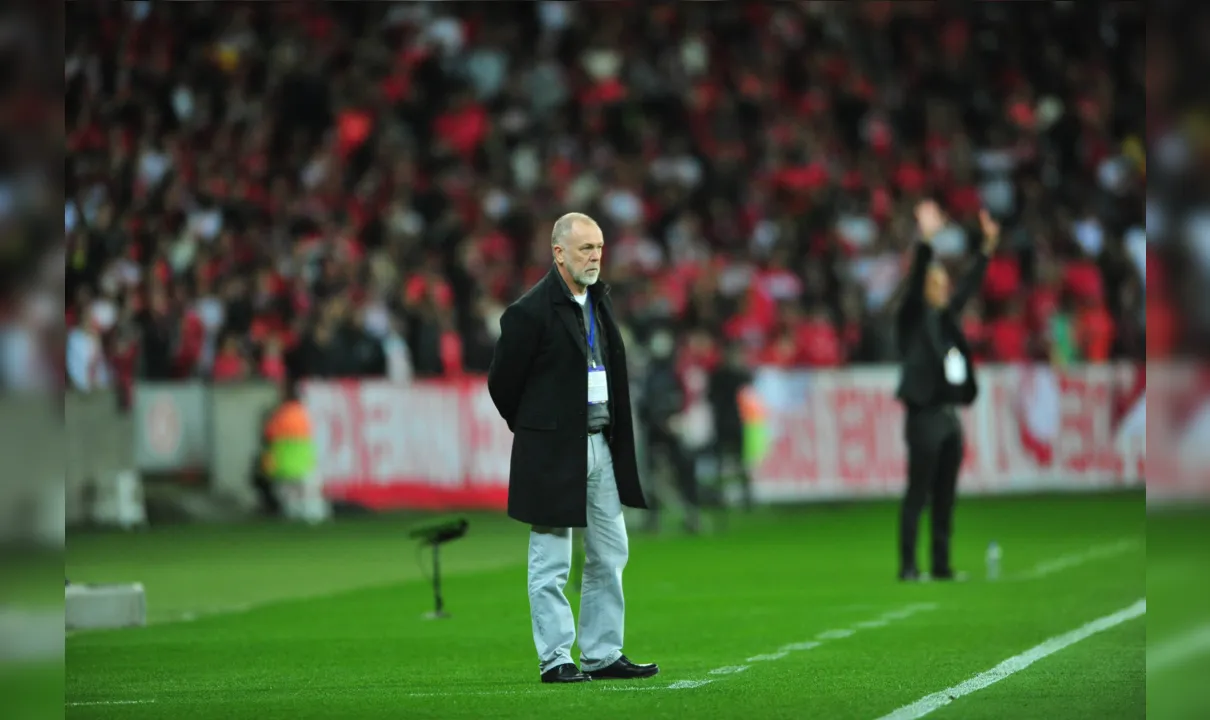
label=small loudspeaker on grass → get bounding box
[408,518,468,620]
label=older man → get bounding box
[487,212,659,684]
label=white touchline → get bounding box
[873,598,1146,720]
[668,680,713,690]
[405,602,939,698]
[747,651,789,662]
[1148,622,1210,674]
[708,665,749,675]
[67,700,157,707]
[660,602,939,693]
[780,641,822,652]
[1015,539,1140,580]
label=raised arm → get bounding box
[898,241,934,325]
[948,209,1000,315]
[487,303,541,431]
[898,201,945,328]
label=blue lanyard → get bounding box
[586,304,597,365]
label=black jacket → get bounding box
[487,264,647,527]
[709,364,752,441]
[895,243,988,409]
[641,358,684,438]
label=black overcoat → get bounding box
[894,242,988,409]
[487,265,647,528]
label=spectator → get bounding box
[795,304,844,368]
[259,335,287,384]
[66,317,111,392]
[212,335,250,383]
[62,1,1146,390]
[985,301,1030,364]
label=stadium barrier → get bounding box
[44,384,278,528]
[0,393,67,542]
[36,361,1197,530]
[128,380,279,512]
[303,362,1151,511]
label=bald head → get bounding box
[551,212,604,293]
[551,212,599,249]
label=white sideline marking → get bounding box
[746,651,788,662]
[855,620,890,629]
[1148,622,1210,673]
[400,602,940,698]
[708,665,749,675]
[671,602,937,693]
[873,599,1146,720]
[779,641,822,652]
[668,679,714,689]
[1016,539,1139,580]
[67,700,157,707]
[882,603,937,621]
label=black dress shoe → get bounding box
[540,663,592,683]
[898,568,921,582]
[585,655,660,680]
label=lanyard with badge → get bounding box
[586,304,608,405]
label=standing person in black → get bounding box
[639,327,699,533]
[895,201,999,582]
[488,212,659,684]
[709,342,754,513]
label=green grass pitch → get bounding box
[64,492,1148,719]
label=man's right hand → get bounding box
[914,200,946,244]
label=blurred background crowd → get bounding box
[56,1,1151,401]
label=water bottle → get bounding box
[986,541,1002,581]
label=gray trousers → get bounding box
[528,433,628,672]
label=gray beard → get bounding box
[573,270,599,287]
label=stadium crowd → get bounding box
[63,1,1147,397]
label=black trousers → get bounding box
[899,406,963,574]
[714,432,752,510]
[645,430,699,512]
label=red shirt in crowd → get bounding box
[433,102,488,159]
[758,334,799,368]
[440,330,464,378]
[723,312,767,350]
[259,345,287,383]
[962,313,987,361]
[795,317,843,367]
[983,255,1021,303]
[337,109,374,158]
[174,311,206,377]
[945,184,983,221]
[1026,286,1060,335]
[1078,305,1116,362]
[986,314,1029,362]
[1146,299,1177,359]
[212,350,249,383]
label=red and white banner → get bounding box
[749,364,1145,502]
[304,363,1153,512]
[303,379,512,511]
[1143,362,1210,503]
